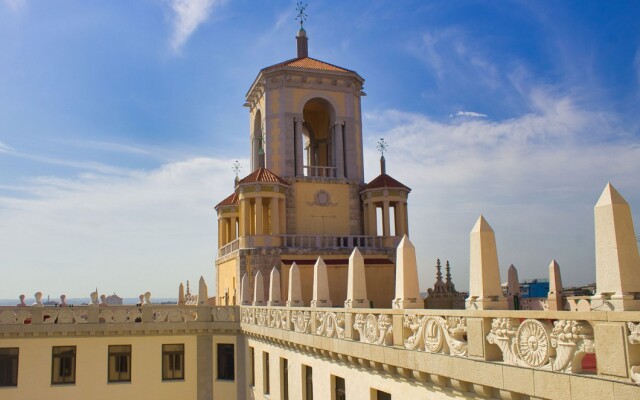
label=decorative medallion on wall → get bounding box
[307,190,338,207]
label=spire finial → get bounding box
[295,2,308,28]
[445,260,452,283]
[295,3,309,57]
[232,160,242,185]
[435,258,443,282]
[377,137,388,174]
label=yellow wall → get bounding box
[294,182,351,235]
[212,335,239,400]
[0,335,197,400]
[217,258,238,305]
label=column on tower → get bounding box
[395,201,407,236]
[334,121,344,178]
[382,200,390,237]
[295,118,303,176]
[255,196,263,235]
[269,198,280,235]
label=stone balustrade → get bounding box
[0,305,240,326]
[240,305,640,392]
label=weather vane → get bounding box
[377,138,388,157]
[232,160,241,177]
[295,2,308,28]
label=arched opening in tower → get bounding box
[302,97,336,177]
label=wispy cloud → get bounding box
[0,141,13,153]
[364,89,640,290]
[0,157,243,298]
[1,0,26,12]
[168,0,221,53]
[451,111,487,118]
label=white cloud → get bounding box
[1,0,26,12]
[0,157,244,298]
[451,111,487,118]
[0,141,13,153]
[364,90,640,292]
[168,0,221,53]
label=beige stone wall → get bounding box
[293,181,353,235]
[217,257,238,305]
[0,335,198,400]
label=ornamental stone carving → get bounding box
[43,309,89,324]
[516,319,552,368]
[100,308,142,324]
[153,307,197,323]
[487,318,594,372]
[291,310,311,333]
[256,308,268,327]
[0,309,31,324]
[404,315,467,356]
[628,322,640,345]
[315,312,345,339]
[268,309,287,329]
[354,313,392,345]
[212,306,238,322]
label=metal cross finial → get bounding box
[377,137,388,156]
[295,2,308,27]
[232,160,241,177]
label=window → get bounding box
[162,344,184,380]
[217,343,234,381]
[263,352,270,394]
[0,348,18,387]
[52,346,76,384]
[281,358,289,400]
[303,365,313,400]
[374,389,391,400]
[333,376,345,400]
[108,345,131,383]
[249,347,255,386]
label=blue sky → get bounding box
[1,0,639,299]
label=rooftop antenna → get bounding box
[377,137,388,174]
[232,160,242,186]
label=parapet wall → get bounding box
[240,305,640,399]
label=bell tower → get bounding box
[245,32,365,183]
[215,13,410,308]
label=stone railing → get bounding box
[240,306,640,390]
[219,238,240,257]
[303,165,336,178]
[281,235,392,249]
[0,305,240,325]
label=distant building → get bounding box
[103,293,123,305]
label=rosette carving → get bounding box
[404,315,467,356]
[354,313,392,345]
[315,312,345,338]
[516,319,552,368]
[488,318,595,372]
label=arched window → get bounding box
[301,98,336,177]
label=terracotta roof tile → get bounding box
[263,57,353,73]
[215,192,239,209]
[238,168,290,186]
[362,173,411,191]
